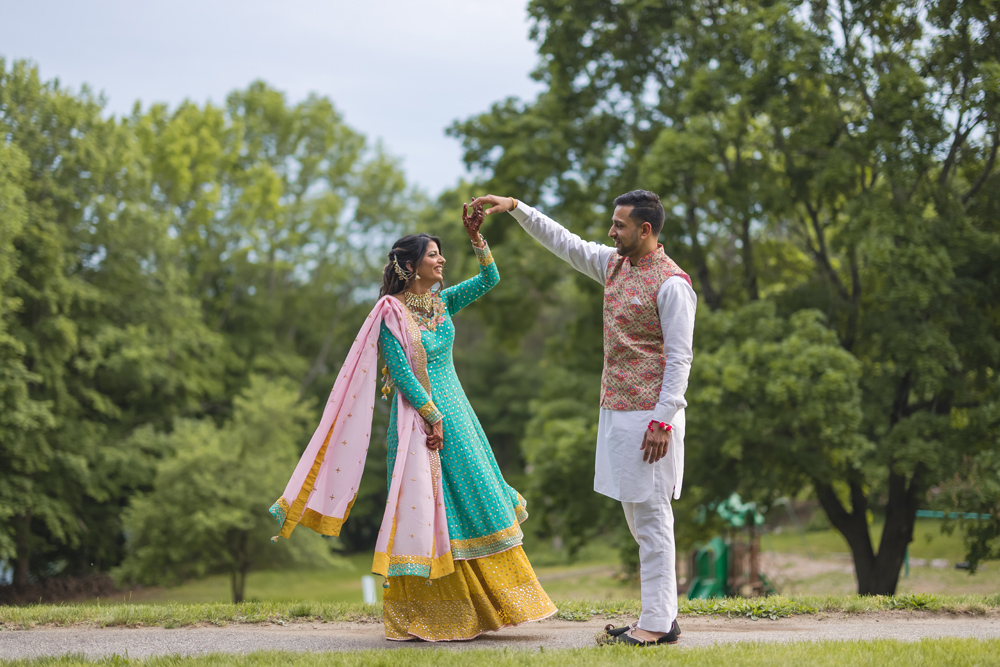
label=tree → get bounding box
[451,0,1000,593]
[0,62,422,584]
[117,376,338,602]
[0,131,55,569]
[938,430,1000,573]
[137,82,421,410]
[0,59,226,586]
[131,82,421,553]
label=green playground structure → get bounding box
[686,494,778,599]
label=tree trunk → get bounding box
[231,569,246,603]
[230,530,250,603]
[740,213,759,301]
[682,174,722,310]
[13,512,31,588]
[815,468,924,595]
[815,481,876,591]
[859,469,923,595]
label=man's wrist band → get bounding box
[648,420,672,432]
[509,197,518,210]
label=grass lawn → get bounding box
[30,519,1000,609]
[770,560,1000,597]
[106,535,632,606]
[111,558,635,607]
[760,518,1000,596]
[2,639,1000,667]
[116,553,377,606]
[762,518,971,560]
[4,594,999,630]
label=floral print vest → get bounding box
[601,245,691,411]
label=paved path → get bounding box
[3,614,1000,659]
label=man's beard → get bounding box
[615,236,640,256]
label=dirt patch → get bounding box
[761,552,855,579]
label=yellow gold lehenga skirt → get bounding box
[382,545,557,641]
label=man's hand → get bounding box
[470,194,516,216]
[640,427,671,464]
[425,419,444,451]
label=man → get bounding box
[471,191,696,646]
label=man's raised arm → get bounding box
[470,195,613,285]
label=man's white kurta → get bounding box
[511,202,697,502]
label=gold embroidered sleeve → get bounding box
[418,401,443,425]
[473,238,494,267]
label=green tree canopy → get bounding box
[0,60,419,586]
[451,0,1000,594]
[116,376,339,602]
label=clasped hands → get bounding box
[425,418,444,451]
[469,194,516,219]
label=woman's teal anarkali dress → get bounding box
[377,240,556,641]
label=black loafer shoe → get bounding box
[604,619,680,639]
[602,620,681,646]
[603,621,636,637]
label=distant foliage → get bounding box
[115,376,338,602]
[0,59,418,588]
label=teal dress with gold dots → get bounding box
[377,240,556,641]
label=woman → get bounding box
[270,203,556,641]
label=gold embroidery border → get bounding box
[373,517,455,579]
[450,522,523,554]
[418,401,443,423]
[298,496,357,536]
[278,418,337,539]
[474,240,494,267]
[399,303,432,394]
[372,551,456,579]
[272,497,290,522]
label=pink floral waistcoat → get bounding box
[601,245,691,411]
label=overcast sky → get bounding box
[0,0,544,195]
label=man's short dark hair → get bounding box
[613,190,665,236]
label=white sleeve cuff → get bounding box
[651,404,683,426]
[510,200,530,223]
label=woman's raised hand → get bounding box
[462,200,485,241]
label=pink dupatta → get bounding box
[269,296,454,580]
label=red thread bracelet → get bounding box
[648,420,672,432]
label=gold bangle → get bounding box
[509,197,518,211]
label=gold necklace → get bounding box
[404,291,433,312]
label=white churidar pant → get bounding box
[622,488,678,632]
